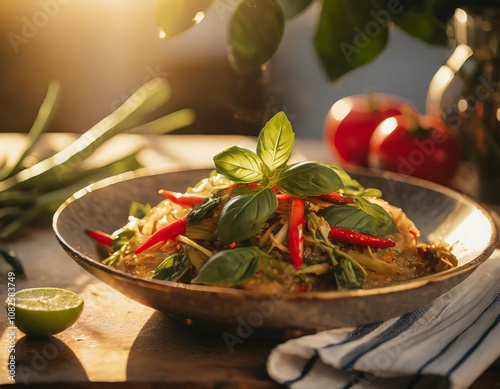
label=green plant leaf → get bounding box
[333,250,365,290]
[0,244,25,276]
[228,0,285,74]
[217,188,278,244]
[0,80,60,180]
[214,146,267,183]
[390,0,448,45]
[256,111,294,171]
[191,246,263,285]
[277,0,313,19]
[153,252,191,281]
[355,197,399,235]
[187,197,221,224]
[129,202,151,219]
[322,205,379,236]
[276,162,343,196]
[313,0,389,81]
[155,0,212,39]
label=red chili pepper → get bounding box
[288,197,305,270]
[276,193,293,203]
[158,189,206,207]
[85,229,113,247]
[134,216,187,254]
[318,191,355,204]
[329,226,395,248]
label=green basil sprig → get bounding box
[304,213,365,290]
[213,111,343,244]
[191,246,264,286]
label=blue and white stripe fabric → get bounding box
[267,250,500,389]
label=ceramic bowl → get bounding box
[53,167,497,333]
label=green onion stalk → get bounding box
[0,78,196,277]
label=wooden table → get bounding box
[0,134,498,388]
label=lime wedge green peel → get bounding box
[7,287,84,337]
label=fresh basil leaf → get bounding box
[186,219,217,241]
[330,166,381,197]
[358,188,383,198]
[111,229,136,252]
[129,201,151,219]
[304,213,365,289]
[277,0,313,19]
[155,0,212,39]
[228,0,285,74]
[256,111,294,171]
[153,252,190,281]
[187,197,221,224]
[229,183,266,196]
[276,161,343,196]
[217,188,278,245]
[322,205,379,236]
[329,165,366,195]
[214,146,267,183]
[333,251,365,290]
[102,245,126,267]
[313,0,389,81]
[355,197,399,235]
[191,246,263,285]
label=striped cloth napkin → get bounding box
[267,250,500,389]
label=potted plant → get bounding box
[156,0,500,81]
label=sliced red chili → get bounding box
[85,229,113,247]
[134,216,187,254]
[318,191,355,204]
[329,226,395,248]
[276,193,293,203]
[158,189,206,207]
[288,197,305,270]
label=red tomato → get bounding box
[368,115,460,185]
[323,94,418,167]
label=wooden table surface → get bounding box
[0,134,498,388]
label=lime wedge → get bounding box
[7,287,84,337]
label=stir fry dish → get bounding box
[86,112,458,292]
